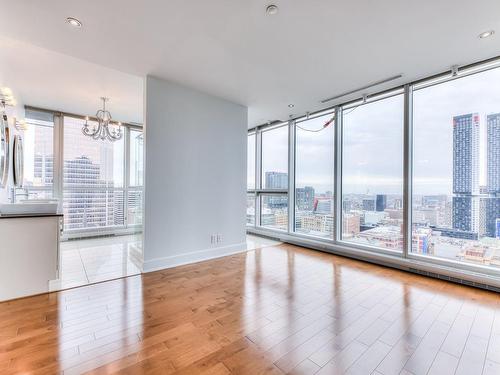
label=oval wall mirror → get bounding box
[13,135,23,187]
[0,112,9,188]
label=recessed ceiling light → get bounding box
[66,17,82,28]
[479,30,494,39]
[266,5,279,15]
[288,104,294,108]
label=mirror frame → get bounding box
[13,135,23,187]
[0,112,9,188]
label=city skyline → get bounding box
[24,115,144,231]
[257,67,500,195]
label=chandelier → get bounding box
[82,97,122,141]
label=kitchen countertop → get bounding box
[0,213,64,219]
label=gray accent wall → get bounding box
[143,76,248,271]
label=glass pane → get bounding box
[129,129,144,186]
[63,116,125,232]
[63,116,124,188]
[342,94,404,251]
[247,194,255,225]
[294,113,335,238]
[261,194,288,230]
[412,68,500,269]
[261,126,288,189]
[63,189,124,230]
[127,190,143,226]
[24,117,54,197]
[247,134,255,190]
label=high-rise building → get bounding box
[63,157,122,230]
[315,199,333,214]
[485,198,500,237]
[376,194,387,212]
[34,154,54,185]
[342,214,360,238]
[487,113,500,193]
[296,186,315,211]
[452,113,480,233]
[300,215,333,234]
[362,198,376,211]
[453,196,480,233]
[453,114,480,194]
[478,114,500,238]
[265,171,287,189]
[343,198,352,212]
[485,114,500,238]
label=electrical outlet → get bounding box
[217,234,223,244]
[210,235,216,244]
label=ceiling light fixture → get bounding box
[66,17,82,28]
[479,30,494,39]
[288,104,294,108]
[266,5,279,15]
[82,97,122,142]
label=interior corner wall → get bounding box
[142,76,248,272]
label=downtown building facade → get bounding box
[486,113,500,238]
[27,114,144,237]
[452,112,500,239]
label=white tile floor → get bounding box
[54,233,281,290]
[245,233,282,250]
[55,233,143,290]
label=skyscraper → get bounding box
[296,186,315,211]
[487,113,500,193]
[485,198,500,237]
[485,113,500,237]
[63,157,119,230]
[376,194,387,212]
[452,113,480,232]
[265,171,287,189]
[363,198,376,211]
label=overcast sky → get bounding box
[255,67,500,196]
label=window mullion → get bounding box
[124,126,131,227]
[403,84,413,259]
[255,128,262,227]
[288,120,295,234]
[53,113,64,203]
[334,106,343,243]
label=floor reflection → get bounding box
[1,239,499,374]
[54,233,143,290]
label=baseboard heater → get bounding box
[247,229,500,293]
[407,267,500,293]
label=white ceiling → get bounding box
[0,36,143,124]
[1,0,500,127]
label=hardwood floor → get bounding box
[1,242,499,375]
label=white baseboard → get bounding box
[143,242,248,273]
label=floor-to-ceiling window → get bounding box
[246,58,500,283]
[247,132,256,225]
[127,128,144,227]
[63,116,125,233]
[24,107,143,238]
[294,112,335,238]
[412,68,500,269]
[341,93,404,251]
[24,109,55,200]
[260,124,288,230]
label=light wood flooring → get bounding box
[1,242,499,374]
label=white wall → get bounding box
[143,76,248,272]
